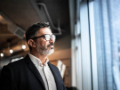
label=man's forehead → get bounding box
[36,27,52,35]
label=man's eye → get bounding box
[42,36,45,39]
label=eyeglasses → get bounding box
[31,34,56,41]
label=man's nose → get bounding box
[49,38,54,43]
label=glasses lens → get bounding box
[44,35,56,41]
[45,35,50,40]
[51,35,56,41]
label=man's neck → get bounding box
[30,51,48,65]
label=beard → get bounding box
[36,43,54,55]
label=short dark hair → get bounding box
[25,22,50,50]
[25,22,50,41]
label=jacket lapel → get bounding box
[48,62,62,90]
[24,55,45,90]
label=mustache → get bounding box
[47,43,54,47]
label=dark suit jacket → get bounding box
[0,55,67,90]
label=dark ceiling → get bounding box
[0,0,70,56]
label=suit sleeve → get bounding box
[0,66,15,90]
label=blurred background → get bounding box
[0,0,120,90]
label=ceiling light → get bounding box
[1,53,4,57]
[10,49,13,54]
[22,45,26,49]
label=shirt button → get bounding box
[40,64,43,67]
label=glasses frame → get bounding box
[31,34,56,41]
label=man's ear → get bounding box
[27,39,36,48]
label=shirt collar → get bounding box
[28,53,49,66]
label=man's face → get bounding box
[34,27,55,55]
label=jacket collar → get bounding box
[48,62,62,90]
[24,55,46,90]
[25,55,62,90]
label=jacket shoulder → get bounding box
[8,58,25,67]
[48,62,61,75]
[48,62,58,69]
[2,58,26,72]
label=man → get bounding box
[0,22,67,90]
